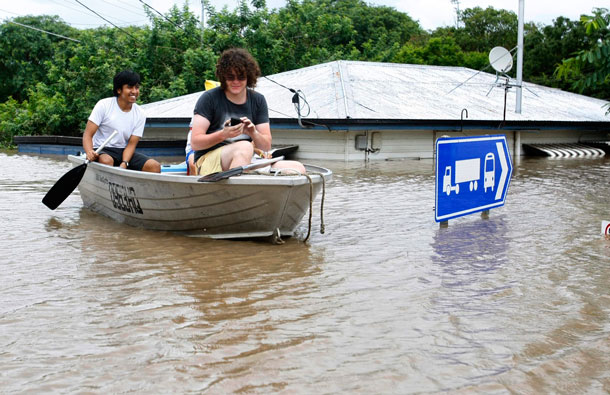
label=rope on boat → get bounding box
[273,227,285,245]
[311,172,326,235]
[267,168,327,242]
[304,173,314,241]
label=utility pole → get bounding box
[516,0,524,113]
[450,0,461,28]
[201,0,206,44]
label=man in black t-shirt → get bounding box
[190,48,305,176]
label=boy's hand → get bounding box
[222,119,244,138]
[85,150,99,162]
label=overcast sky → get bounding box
[0,0,605,31]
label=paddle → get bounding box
[198,156,284,182]
[42,130,118,210]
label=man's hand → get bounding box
[222,119,245,139]
[241,117,257,137]
[85,149,99,162]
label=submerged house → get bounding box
[141,60,610,161]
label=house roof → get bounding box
[141,60,610,124]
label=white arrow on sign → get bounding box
[495,142,509,201]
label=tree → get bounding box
[555,8,610,106]
[204,0,286,74]
[252,0,357,71]
[523,17,588,89]
[193,0,425,76]
[140,4,213,101]
[0,5,220,144]
[42,26,147,134]
[421,36,464,66]
[450,7,519,52]
[2,1,605,147]
[0,15,79,102]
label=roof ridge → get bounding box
[337,60,351,119]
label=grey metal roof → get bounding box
[141,60,610,123]
[140,91,201,119]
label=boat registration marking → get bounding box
[108,182,144,215]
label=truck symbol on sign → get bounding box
[443,153,495,196]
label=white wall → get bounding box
[143,124,608,162]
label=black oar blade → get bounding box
[42,163,87,210]
[197,167,244,182]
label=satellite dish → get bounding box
[489,46,513,73]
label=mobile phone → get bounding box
[230,117,242,126]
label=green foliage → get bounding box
[555,8,610,109]
[182,48,218,91]
[217,0,424,73]
[421,36,465,66]
[0,84,69,147]
[392,43,425,65]
[0,15,79,102]
[0,98,22,147]
[524,16,588,89]
[0,2,607,147]
[139,4,215,101]
[451,7,519,52]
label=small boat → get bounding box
[67,154,332,241]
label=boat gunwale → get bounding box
[67,155,332,186]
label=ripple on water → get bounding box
[1,153,609,392]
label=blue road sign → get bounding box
[435,135,513,222]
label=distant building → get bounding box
[141,60,610,161]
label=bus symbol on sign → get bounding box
[435,135,512,222]
[484,153,495,192]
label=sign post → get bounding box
[435,135,513,223]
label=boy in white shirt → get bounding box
[82,70,160,173]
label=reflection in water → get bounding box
[433,218,510,283]
[44,207,325,392]
[1,152,610,392]
[429,218,514,382]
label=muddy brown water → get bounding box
[1,151,609,393]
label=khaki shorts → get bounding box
[195,147,223,176]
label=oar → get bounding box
[42,130,118,210]
[198,156,284,182]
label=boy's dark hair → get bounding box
[113,70,141,97]
[215,48,261,91]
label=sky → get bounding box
[0,0,606,31]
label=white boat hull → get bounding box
[68,155,331,239]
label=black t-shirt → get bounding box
[193,87,269,161]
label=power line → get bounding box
[0,8,20,16]
[2,2,194,52]
[137,0,170,20]
[51,0,137,25]
[7,20,81,42]
[100,0,148,15]
[137,0,188,33]
[53,0,148,26]
[73,0,139,41]
[51,0,106,19]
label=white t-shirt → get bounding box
[88,97,146,149]
[185,122,193,155]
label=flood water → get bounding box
[1,150,609,393]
